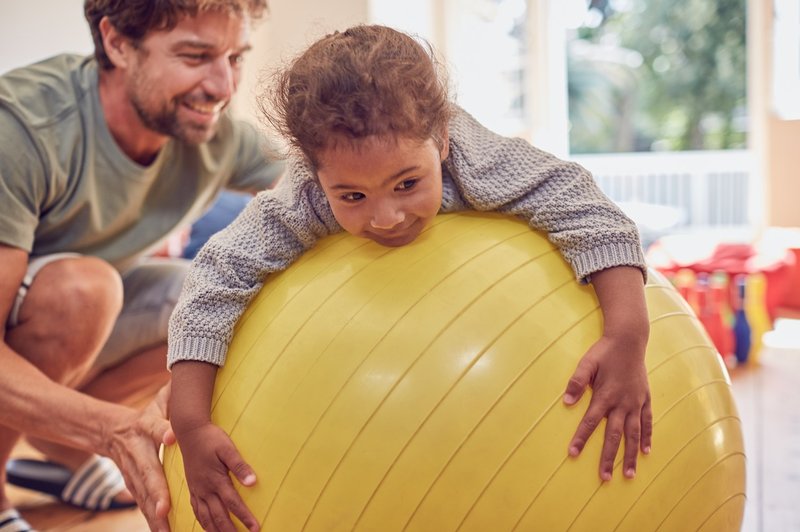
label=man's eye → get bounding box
[181,53,208,62]
[342,192,365,201]
[230,54,245,66]
[397,179,418,190]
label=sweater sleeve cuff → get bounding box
[167,337,229,369]
[571,241,648,285]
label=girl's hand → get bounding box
[178,422,259,532]
[563,332,652,481]
[563,265,651,481]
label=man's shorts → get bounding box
[7,254,190,371]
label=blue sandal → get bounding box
[6,456,134,512]
[0,508,34,532]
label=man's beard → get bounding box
[130,90,222,145]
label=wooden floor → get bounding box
[9,328,800,531]
[733,322,800,532]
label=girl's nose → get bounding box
[370,202,405,230]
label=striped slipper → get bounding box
[0,509,34,532]
[6,456,134,511]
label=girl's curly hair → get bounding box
[261,25,452,167]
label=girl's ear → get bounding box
[99,16,132,69]
[438,131,450,162]
[433,126,450,162]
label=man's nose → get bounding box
[203,58,236,101]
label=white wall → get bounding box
[233,0,371,122]
[369,0,436,43]
[0,0,372,124]
[0,0,93,75]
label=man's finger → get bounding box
[143,498,171,532]
[127,478,168,532]
[130,458,171,532]
[163,427,177,446]
[154,383,171,417]
[116,417,173,532]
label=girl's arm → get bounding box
[169,360,260,531]
[167,159,340,369]
[443,106,646,284]
[443,107,651,480]
[562,266,651,481]
[167,160,340,530]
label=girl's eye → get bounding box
[396,179,418,191]
[341,192,366,202]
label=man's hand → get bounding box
[179,421,259,532]
[102,384,176,532]
[563,334,652,481]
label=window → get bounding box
[567,0,748,154]
[421,0,756,237]
[772,0,800,120]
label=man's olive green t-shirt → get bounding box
[0,54,283,271]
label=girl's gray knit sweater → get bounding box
[167,107,646,369]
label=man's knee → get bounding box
[25,257,124,324]
[8,257,124,376]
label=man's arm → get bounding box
[225,118,285,194]
[0,244,174,532]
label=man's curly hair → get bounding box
[85,0,268,70]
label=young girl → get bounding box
[168,25,651,531]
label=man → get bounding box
[0,1,280,530]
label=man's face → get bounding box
[125,11,251,144]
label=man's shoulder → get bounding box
[202,113,263,160]
[209,113,256,144]
[0,54,93,130]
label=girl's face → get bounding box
[316,135,449,247]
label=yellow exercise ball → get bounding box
[164,212,745,531]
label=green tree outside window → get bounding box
[568,0,747,154]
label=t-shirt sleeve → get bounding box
[225,119,285,193]
[167,158,340,368]
[0,108,45,252]
[444,106,646,283]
